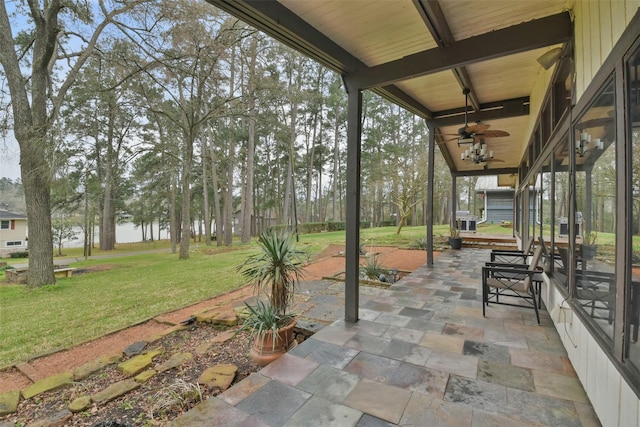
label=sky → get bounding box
[0,135,21,180]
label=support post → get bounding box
[451,174,458,227]
[344,81,362,323]
[426,121,435,267]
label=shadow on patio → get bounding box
[169,248,601,426]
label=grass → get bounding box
[0,224,513,367]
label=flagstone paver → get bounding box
[68,395,91,413]
[117,348,162,376]
[235,380,311,426]
[91,379,140,405]
[198,364,237,390]
[21,372,72,399]
[0,390,20,416]
[343,379,411,425]
[156,352,192,373]
[73,354,120,380]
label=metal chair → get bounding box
[483,245,543,324]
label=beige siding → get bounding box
[520,61,555,160]
[0,220,28,256]
[574,0,640,101]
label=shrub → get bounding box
[298,222,326,234]
[327,221,346,231]
[409,237,428,249]
[361,254,387,280]
[10,251,28,258]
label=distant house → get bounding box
[475,176,515,224]
[0,209,27,257]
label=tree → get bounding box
[0,0,145,286]
[51,214,79,256]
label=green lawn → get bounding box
[0,224,513,368]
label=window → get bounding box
[0,220,9,229]
[626,43,640,373]
[573,78,617,341]
[553,134,570,287]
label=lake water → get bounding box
[63,222,170,248]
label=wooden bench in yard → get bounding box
[5,266,75,283]
[54,267,75,278]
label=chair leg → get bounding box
[532,291,540,324]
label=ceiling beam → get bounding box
[347,11,572,89]
[414,0,481,112]
[453,167,519,177]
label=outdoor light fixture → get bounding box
[457,136,475,145]
[576,132,604,157]
[461,142,493,164]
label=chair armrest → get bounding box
[490,252,528,263]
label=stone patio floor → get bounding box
[168,248,602,427]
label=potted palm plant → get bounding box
[581,229,598,260]
[449,220,463,250]
[238,229,306,366]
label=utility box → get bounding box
[456,211,478,233]
[558,212,582,237]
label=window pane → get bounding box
[627,45,640,371]
[554,135,570,288]
[540,155,552,270]
[574,78,616,341]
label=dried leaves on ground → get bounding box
[2,323,259,427]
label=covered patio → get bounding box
[203,1,640,426]
[171,248,599,426]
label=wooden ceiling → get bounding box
[207,0,573,176]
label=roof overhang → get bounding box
[206,0,573,177]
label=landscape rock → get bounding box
[212,310,238,326]
[26,409,72,426]
[21,372,73,400]
[0,390,20,416]
[198,364,237,390]
[74,354,120,380]
[195,330,237,355]
[123,341,147,357]
[91,379,140,405]
[134,369,157,383]
[117,348,162,376]
[68,396,91,413]
[146,325,186,343]
[156,352,192,373]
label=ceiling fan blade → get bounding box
[488,158,505,162]
[466,123,490,134]
[477,130,510,138]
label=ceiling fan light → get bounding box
[458,137,474,145]
[537,47,563,70]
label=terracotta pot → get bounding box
[250,320,297,367]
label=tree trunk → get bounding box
[208,134,223,247]
[202,144,212,246]
[170,168,178,254]
[179,129,194,259]
[21,146,55,286]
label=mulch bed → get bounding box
[1,323,259,427]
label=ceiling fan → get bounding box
[439,88,510,146]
